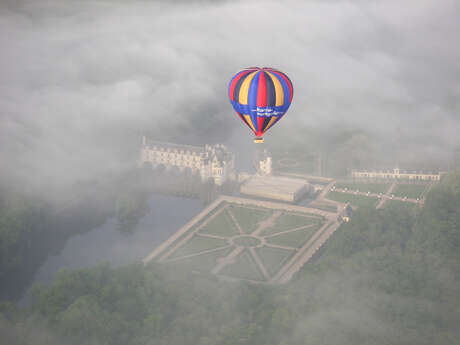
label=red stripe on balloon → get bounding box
[229,70,252,101]
[257,71,267,107]
[257,116,265,136]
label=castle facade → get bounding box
[139,136,235,186]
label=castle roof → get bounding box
[144,138,204,154]
[142,137,234,163]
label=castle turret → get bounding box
[255,149,272,175]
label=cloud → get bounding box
[0,0,459,188]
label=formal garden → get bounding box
[326,190,379,208]
[334,182,391,194]
[155,202,327,282]
[392,183,428,199]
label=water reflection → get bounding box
[29,194,202,286]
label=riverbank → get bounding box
[19,195,202,304]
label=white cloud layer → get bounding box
[1,0,459,186]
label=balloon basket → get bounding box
[254,137,264,144]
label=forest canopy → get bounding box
[1,171,460,345]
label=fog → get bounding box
[1,1,459,344]
[1,0,459,193]
[33,195,201,282]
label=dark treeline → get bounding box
[1,171,460,344]
[0,182,113,301]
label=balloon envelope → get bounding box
[228,67,293,140]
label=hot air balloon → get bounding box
[228,67,293,143]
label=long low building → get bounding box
[351,168,441,181]
[240,175,311,203]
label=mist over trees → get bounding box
[1,0,460,344]
[1,170,459,345]
[0,178,117,300]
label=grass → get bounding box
[233,236,261,247]
[383,199,417,211]
[168,235,229,259]
[228,205,271,234]
[192,201,227,227]
[167,201,228,249]
[334,182,390,194]
[326,191,379,208]
[198,209,240,237]
[266,225,321,248]
[164,200,234,251]
[392,184,427,199]
[156,202,330,282]
[308,201,338,212]
[167,246,233,272]
[261,213,323,236]
[219,249,265,281]
[255,246,295,276]
[271,150,317,175]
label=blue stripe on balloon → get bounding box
[274,73,291,112]
[233,73,248,103]
[265,72,276,107]
[248,71,260,132]
[261,115,272,132]
[248,71,260,113]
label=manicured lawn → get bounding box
[334,182,390,194]
[163,202,227,250]
[392,184,427,199]
[326,191,378,208]
[233,236,261,247]
[168,246,233,272]
[168,235,229,259]
[219,249,265,281]
[308,201,338,212]
[262,213,323,236]
[271,150,317,174]
[255,246,295,276]
[198,209,240,237]
[228,205,271,234]
[383,199,417,211]
[185,201,227,234]
[266,225,321,248]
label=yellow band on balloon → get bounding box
[262,116,278,133]
[243,114,257,132]
[238,71,258,105]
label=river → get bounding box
[22,194,202,299]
